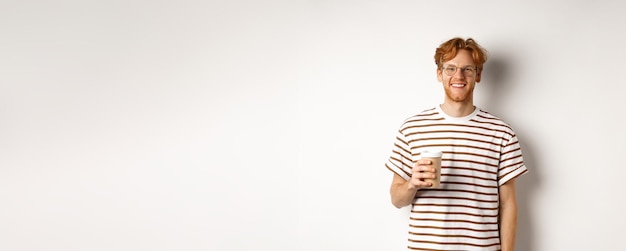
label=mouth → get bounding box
[450,83,466,88]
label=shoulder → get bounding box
[473,108,518,134]
[398,107,442,131]
[403,107,441,123]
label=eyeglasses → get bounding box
[441,65,477,77]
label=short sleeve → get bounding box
[385,129,414,181]
[498,133,528,186]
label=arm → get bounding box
[499,179,518,251]
[390,173,418,208]
[390,159,435,208]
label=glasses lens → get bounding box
[444,66,457,75]
[463,67,475,77]
[443,66,476,77]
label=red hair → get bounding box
[434,37,488,72]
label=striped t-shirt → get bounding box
[386,106,528,251]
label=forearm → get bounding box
[499,195,518,251]
[390,182,418,208]
[390,162,436,208]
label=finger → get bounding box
[414,166,435,173]
[414,164,431,172]
[411,179,433,188]
[418,172,436,180]
[416,159,432,165]
[412,171,436,180]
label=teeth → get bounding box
[452,84,465,87]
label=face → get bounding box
[436,49,481,104]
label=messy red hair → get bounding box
[434,37,488,72]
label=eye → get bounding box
[463,67,475,73]
[445,66,456,73]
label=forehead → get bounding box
[443,50,475,66]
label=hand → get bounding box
[409,159,436,190]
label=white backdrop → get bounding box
[2,1,626,250]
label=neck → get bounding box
[440,100,475,118]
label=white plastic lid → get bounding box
[421,150,443,158]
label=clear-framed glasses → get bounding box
[442,65,477,77]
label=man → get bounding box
[386,37,528,251]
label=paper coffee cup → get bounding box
[420,150,443,188]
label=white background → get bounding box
[1,0,625,250]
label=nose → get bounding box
[454,68,465,79]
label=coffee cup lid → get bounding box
[421,150,443,158]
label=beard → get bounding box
[443,82,475,103]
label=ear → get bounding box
[475,70,482,83]
[436,69,443,82]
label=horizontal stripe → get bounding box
[439,181,498,189]
[404,128,506,143]
[408,239,500,248]
[394,142,412,155]
[408,246,482,251]
[502,146,522,156]
[500,161,524,173]
[501,154,523,164]
[409,232,499,240]
[441,151,500,161]
[443,164,498,174]
[411,210,498,217]
[416,188,498,196]
[409,216,498,224]
[407,247,463,251]
[411,143,500,155]
[389,154,412,170]
[472,115,513,129]
[409,224,499,232]
[445,156,500,166]
[411,202,498,211]
[408,134,506,145]
[402,123,514,138]
[406,118,446,123]
[385,163,410,178]
[415,195,497,204]
[443,173,497,182]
